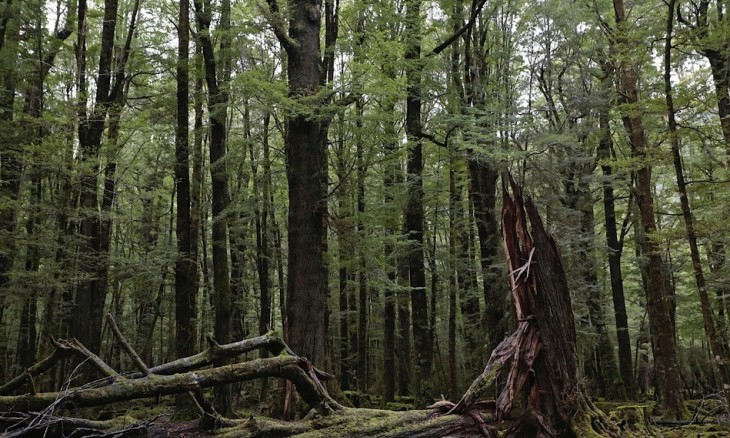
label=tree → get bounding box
[597,61,635,396]
[610,0,686,419]
[264,0,343,391]
[72,0,140,357]
[664,0,730,406]
[193,0,233,415]
[174,0,198,409]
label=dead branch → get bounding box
[106,313,150,376]
[0,348,68,395]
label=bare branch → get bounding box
[429,0,488,57]
[106,314,150,376]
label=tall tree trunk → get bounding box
[255,111,272,399]
[404,0,432,406]
[191,40,204,354]
[174,0,198,414]
[665,0,730,406]
[335,111,353,391]
[175,0,196,361]
[448,151,459,401]
[73,0,138,357]
[382,95,398,403]
[193,0,233,415]
[597,64,634,396]
[258,112,272,338]
[612,0,686,419]
[264,0,340,414]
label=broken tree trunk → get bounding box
[451,177,619,437]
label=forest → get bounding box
[2,0,730,436]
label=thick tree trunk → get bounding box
[175,0,196,364]
[278,1,331,375]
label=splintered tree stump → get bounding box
[452,177,619,437]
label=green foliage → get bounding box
[0,0,729,424]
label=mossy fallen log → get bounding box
[0,354,337,413]
[218,407,489,438]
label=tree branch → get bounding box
[261,0,296,53]
[106,314,150,376]
[428,0,488,57]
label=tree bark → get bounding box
[451,177,619,437]
[175,0,196,364]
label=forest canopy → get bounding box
[1,0,730,435]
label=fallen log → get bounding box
[0,411,152,438]
[0,354,338,413]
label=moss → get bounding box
[384,402,412,411]
[215,407,477,438]
[658,423,730,437]
[607,405,653,437]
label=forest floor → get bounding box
[72,395,730,437]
